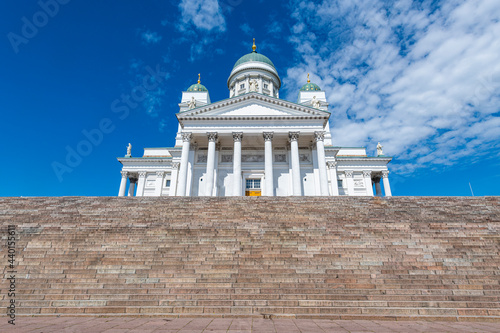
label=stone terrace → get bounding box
[1,196,499,321]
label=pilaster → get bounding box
[155,171,165,196]
[327,162,339,196]
[169,162,180,196]
[136,172,147,197]
[345,170,354,196]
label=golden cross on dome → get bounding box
[252,38,256,52]
[198,73,201,84]
[307,73,310,83]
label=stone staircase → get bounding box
[1,196,499,321]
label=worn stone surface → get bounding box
[1,196,499,321]
[6,317,500,333]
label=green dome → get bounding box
[300,82,321,91]
[233,51,276,69]
[187,83,208,92]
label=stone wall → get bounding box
[1,196,499,320]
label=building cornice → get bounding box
[336,156,393,162]
[177,93,330,117]
[117,157,172,164]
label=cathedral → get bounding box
[117,41,392,197]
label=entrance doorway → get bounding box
[245,179,261,196]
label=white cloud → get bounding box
[140,30,162,44]
[267,21,282,34]
[240,23,254,36]
[285,0,500,173]
[178,0,226,32]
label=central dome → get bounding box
[233,51,275,69]
[227,39,281,98]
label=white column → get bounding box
[263,132,274,196]
[169,162,180,196]
[327,162,339,196]
[155,171,164,196]
[128,177,137,197]
[258,75,263,94]
[136,172,146,197]
[177,132,192,196]
[214,144,221,196]
[118,171,128,196]
[245,76,250,94]
[311,145,320,196]
[314,131,329,196]
[232,132,243,196]
[382,170,392,197]
[289,132,302,196]
[205,132,218,196]
[363,171,374,196]
[345,170,354,196]
[270,81,274,97]
[186,146,196,196]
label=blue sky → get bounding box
[1,0,499,197]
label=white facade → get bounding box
[118,43,392,197]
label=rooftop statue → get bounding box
[188,96,197,109]
[377,142,383,156]
[126,143,132,157]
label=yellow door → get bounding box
[245,179,261,196]
[245,190,261,196]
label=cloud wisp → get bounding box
[178,0,226,33]
[140,30,162,44]
[176,0,227,61]
[285,0,500,173]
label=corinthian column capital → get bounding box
[232,132,243,142]
[207,132,218,142]
[314,131,325,142]
[326,161,337,169]
[181,132,192,142]
[289,131,300,142]
[263,132,274,141]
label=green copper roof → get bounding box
[187,83,208,92]
[233,51,276,69]
[300,82,321,91]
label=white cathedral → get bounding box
[117,41,392,197]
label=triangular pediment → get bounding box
[177,93,330,119]
[204,103,298,116]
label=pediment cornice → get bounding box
[177,93,331,120]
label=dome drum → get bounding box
[228,70,281,98]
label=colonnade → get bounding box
[118,132,392,197]
[176,131,330,197]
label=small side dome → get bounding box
[300,73,321,91]
[187,83,208,92]
[187,73,208,92]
